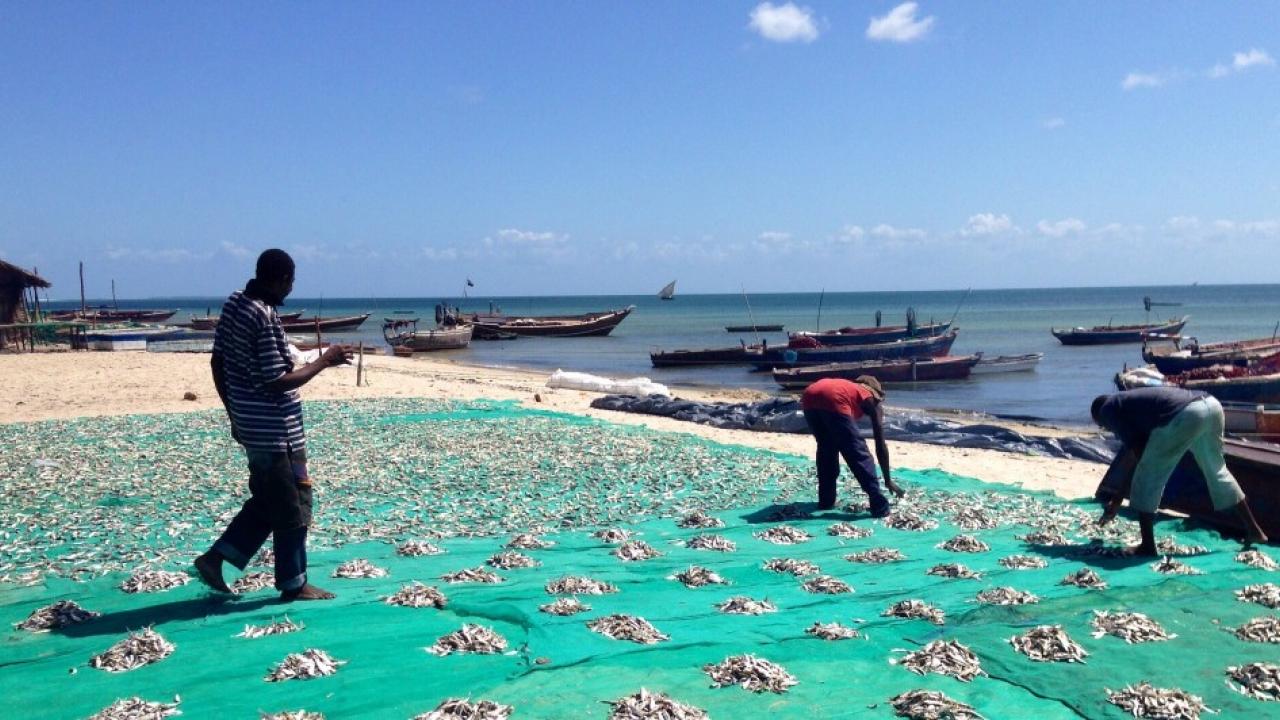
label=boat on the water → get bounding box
[1142,334,1280,374]
[383,318,472,352]
[971,352,1044,375]
[789,321,951,347]
[188,309,305,330]
[1052,316,1188,345]
[772,354,981,390]
[753,330,959,370]
[51,307,177,323]
[658,280,676,301]
[650,344,765,368]
[280,313,371,333]
[725,324,784,333]
[464,306,634,339]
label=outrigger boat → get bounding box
[1051,316,1188,345]
[772,354,981,390]
[464,306,634,339]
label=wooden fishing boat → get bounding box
[725,324,784,333]
[772,354,981,390]
[1051,316,1188,345]
[1223,403,1280,442]
[650,344,765,368]
[188,309,304,330]
[658,280,676,301]
[146,329,216,353]
[464,306,634,339]
[1142,335,1280,374]
[51,307,177,323]
[83,327,177,351]
[280,313,370,332]
[383,318,472,352]
[753,330,959,371]
[971,352,1044,375]
[1115,354,1280,404]
[789,321,951,346]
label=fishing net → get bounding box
[2,399,1279,718]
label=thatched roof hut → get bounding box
[0,260,51,346]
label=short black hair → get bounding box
[255,249,295,282]
[1090,395,1110,425]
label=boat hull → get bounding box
[753,331,958,370]
[726,324,784,333]
[465,306,634,338]
[789,322,951,346]
[1144,336,1280,374]
[391,325,473,352]
[970,352,1044,375]
[1052,317,1188,345]
[280,314,371,333]
[772,355,980,389]
[650,346,763,368]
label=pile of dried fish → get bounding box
[506,533,554,549]
[1227,662,1280,701]
[1237,583,1280,609]
[539,597,591,616]
[254,548,275,566]
[427,624,509,656]
[15,600,100,632]
[938,534,990,553]
[763,558,820,576]
[90,628,175,672]
[413,698,513,720]
[606,689,708,720]
[1234,616,1280,643]
[1010,625,1088,663]
[999,555,1047,570]
[883,599,945,625]
[546,576,618,595]
[889,690,983,720]
[398,540,444,556]
[1060,567,1108,589]
[828,522,872,538]
[614,540,661,562]
[950,507,999,531]
[1238,549,1279,571]
[231,571,275,593]
[806,622,860,640]
[588,614,669,644]
[332,559,388,579]
[441,567,503,584]
[1018,529,1071,545]
[120,569,190,594]
[754,525,812,544]
[238,618,303,639]
[677,510,724,529]
[716,596,777,615]
[1091,610,1174,643]
[487,551,539,569]
[686,534,737,552]
[927,563,981,580]
[261,712,325,720]
[883,513,938,532]
[265,649,345,681]
[974,587,1039,605]
[703,654,797,693]
[802,575,853,594]
[594,528,632,544]
[845,547,906,564]
[386,582,448,608]
[88,697,181,720]
[898,640,985,682]
[1151,556,1202,575]
[1155,537,1208,556]
[1106,682,1208,720]
[671,565,727,588]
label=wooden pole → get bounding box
[111,279,118,311]
[356,341,364,387]
[31,267,42,322]
[79,261,86,315]
[314,317,322,350]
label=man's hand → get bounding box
[1099,493,1124,525]
[886,480,906,498]
[320,345,352,367]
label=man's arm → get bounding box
[868,403,905,497]
[211,349,238,442]
[261,345,350,393]
[1099,447,1140,524]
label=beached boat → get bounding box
[464,306,634,339]
[650,344,765,368]
[1115,355,1280,404]
[971,352,1044,375]
[383,318,472,352]
[83,327,177,351]
[658,280,676,301]
[146,329,216,353]
[753,330,959,370]
[1051,316,1188,345]
[1223,403,1280,442]
[772,354,981,390]
[725,324,784,333]
[280,313,371,333]
[1142,334,1280,374]
[789,321,951,346]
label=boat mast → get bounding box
[815,289,825,333]
[741,286,761,346]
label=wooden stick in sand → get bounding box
[357,341,364,387]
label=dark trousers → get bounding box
[213,448,312,592]
[803,408,890,515]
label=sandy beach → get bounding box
[0,350,1105,498]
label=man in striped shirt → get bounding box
[194,249,349,601]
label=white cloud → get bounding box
[1122,72,1165,90]
[960,213,1016,237]
[836,225,866,242]
[748,3,819,43]
[103,245,213,263]
[870,223,926,240]
[1042,117,1066,130]
[757,230,793,244]
[1208,63,1231,79]
[866,2,935,43]
[422,246,460,261]
[481,228,571,260]
[220,241,251,259]
[1164,215,1201,234]
[1234,48,1275,72]
[1036,218,1086,238]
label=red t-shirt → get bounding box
[800,378,874,419]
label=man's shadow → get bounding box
[739,501,870,525]
[55,595,278,639]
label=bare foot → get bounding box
[193,552,232,593]
[1245,530,1269,547]
[281,583,336,602]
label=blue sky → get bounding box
[2,2,1277,299]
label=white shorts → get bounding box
[1129,396,1246,514]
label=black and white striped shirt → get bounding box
[212,290,306,452]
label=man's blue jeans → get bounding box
[803,409,890,515]
[213,448,311,592]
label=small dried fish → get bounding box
[677,511,724,530]
[883,513,938,532]
[950,507,999,531]
[593,528,632,544]
[716,596,777,615]
[506,533,554,550]
[413,699,512,720]
[398,540,444,556]
[1155,536,1208,556]
[15,600,100,632]
[231,571,275,594]
[539,597,591,616]
[938,534,990,553]
[889,689,983,720]
[974,587,1039,606]
[883,599,945,625]
[845,547,906,564]
[332,558,388,579]
[441,567,503,584]
[671,565,727,588]
[703,654,797,693]
[120,569,190,594]
[90,628,175,672]
[1238,549,1279,571]
[254,548,276,567]
[1237,583,1280,609]
[614,540,661,562]
[427,624,508,656]
[897,640,985,682]
[88,697,181,720]
[1234,616,1280,643]
[927,563,982,580]
[588,614,669,644]
[806,621,860,640]
[1018,529,1071,545]
[999,555,1047,570]
[1227,662,1280,702]
[686,534,737,552]
[238,618,303,639]
[1091,610,1174,643]
[385,582,447,608]
[265,649,345,681]
[607,688,707,720]
[828,522,872,539]
[1010,625,1088,663]
[1060,567,1108,589]
[762,558,820,576]
[261,712,325,720]
[545,576,618,595]
[1106,682,1208,720]
[802,575,853,594]
[1151,556,1202,575]
[754,525,812,545]
[487,551,540,569]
